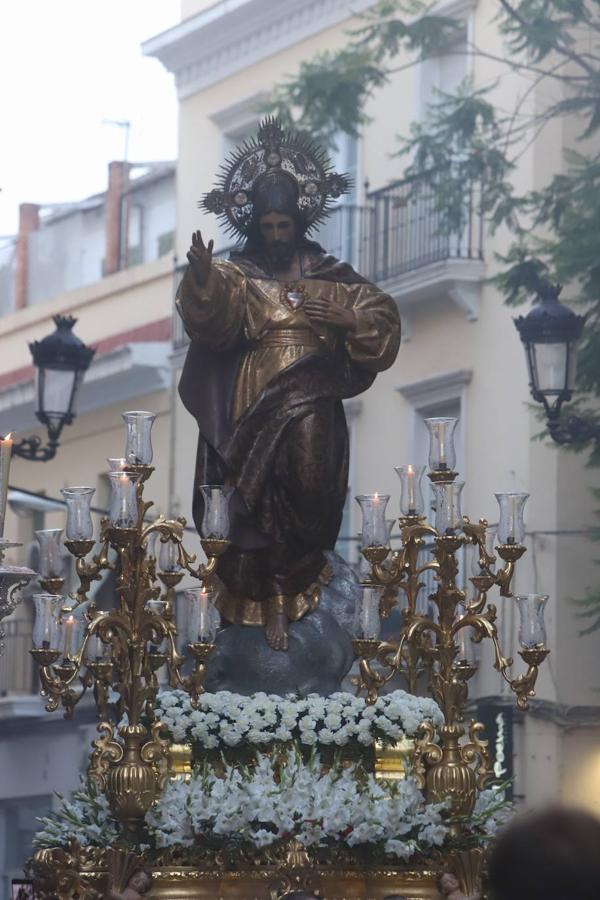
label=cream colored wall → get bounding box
[2,388,173,569]
[0,259,172,377]
[167,0,600,801]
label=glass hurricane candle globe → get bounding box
[495,492,529,545]
[61,611,85,660]
[60,487,95,541]
[353,585,383,640]
[35,529,64,578]
[395,465,425,516]
[425,417,458,472]
[355,494,390,548]
[433,481,464,535]
[107,471,141,529]
[200,486,234,540]
[515,593,548,648]
[184,586,220,644]
[158,538,181,573]
[32,593,62,650]
[123,410,156,466]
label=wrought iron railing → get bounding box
[365,172,484,282]
[171,174,483,349]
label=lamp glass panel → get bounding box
[37,368,77,420]
[566,340,579,392]
[533,342,568,394]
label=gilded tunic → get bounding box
[177,251,401,625]
[177,258,400,420]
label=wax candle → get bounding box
[63,615,76,658]
[0,432,13,538]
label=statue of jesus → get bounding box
[177,119,401,652]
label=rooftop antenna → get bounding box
[102,119,131,166]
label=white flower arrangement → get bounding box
[32,764,512,863]
[472,787,513,836]
[154,689,443,753]
[33,780,120,850]
[147,752,448,859]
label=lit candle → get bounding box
[63,614,75,659]
[435,424,446,468]
[0,432,13,538]
[406,464,416,512]
[118,473,130,526]
[198,587,210,641]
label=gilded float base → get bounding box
[30,853,446,899]
[148,866,443,899]
[30,843,487,898]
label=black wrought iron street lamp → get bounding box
[6,315,95,462]
[514,285,599,445]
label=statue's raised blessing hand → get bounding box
[187,230,214,287]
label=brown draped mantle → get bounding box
[177,251,400,623]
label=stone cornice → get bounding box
[143,0,377,98]
[397,368,473,406]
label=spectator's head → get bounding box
[488,806,600,900]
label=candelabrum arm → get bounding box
[67,537,113,607]
[143,517,227,584]
[35,655,93,718]
[456,609,549,711]
[494,544,527,597]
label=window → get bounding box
[312,132,359,265]
[417,26,470,122]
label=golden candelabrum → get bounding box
[29,411,230,837]
[353,417,550,832]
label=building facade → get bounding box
[0,0,599,888]
[145,0,600,814]
[0,161,178,893]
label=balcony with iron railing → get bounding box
[172,172,485,350]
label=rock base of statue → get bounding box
[205,550,358,695]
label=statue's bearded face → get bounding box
[258,212,296,269]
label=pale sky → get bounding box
[0,0,181,237]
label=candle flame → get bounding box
[407,464,414,474]
[5,433,12,441]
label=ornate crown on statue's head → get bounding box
[200,117,352,239]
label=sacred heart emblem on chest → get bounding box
[281,283,307,311]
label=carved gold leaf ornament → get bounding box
[356,471,549,829]
[28,839,478,900]
[29,460,227,837]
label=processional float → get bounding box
[0,410,549,899]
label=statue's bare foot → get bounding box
[265,609,289,651]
